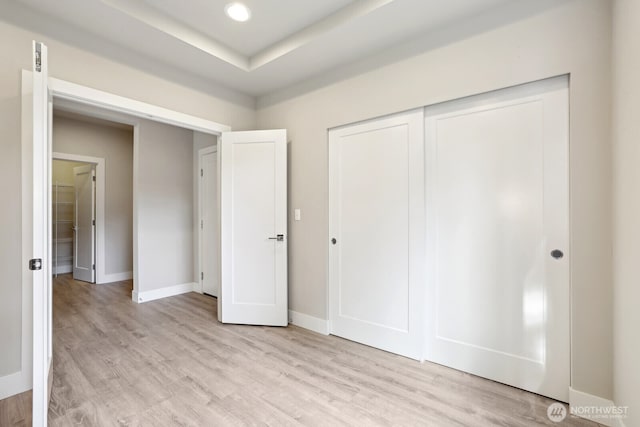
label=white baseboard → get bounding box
[192,282,203,294]
[53,265,72,275]
[0,370,30,400]
[288,310,329,335]
[100,271,133,284]
[132,282,195,304]
[570,387,628,427]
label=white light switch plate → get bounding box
[294,209,301,221]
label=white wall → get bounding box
[0,18,255,391]
[53,114,134,278]
[257,0,613,400]
[612,0,640,425]
[136,120,194,293]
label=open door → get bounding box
[219,130,288,326]
[29,40,50,427]
[199,146,219,297]
[73,164,96,283]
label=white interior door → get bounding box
[328,110,425,360]
[73,164,95,283]
[424,77,570,401]
[219,130,287,326]
[29,40,50,427]
[199,146,219,297]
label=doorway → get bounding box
[52,159,96,283]
[52,109,133,285]
[25,50,288,425]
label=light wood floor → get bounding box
[1,275,599,426]
[0,389,31,426]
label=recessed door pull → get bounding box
[550,249,564,259]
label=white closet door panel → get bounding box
[424,76,570,402]
[329,109,424,360]
[435,101,544,359]
[339,125,409,330]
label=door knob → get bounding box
[550,249,564,259]
[331,238,337,245]
[268,234,284,241]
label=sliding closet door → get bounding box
[424,77,570,401]
[329,109,424,360]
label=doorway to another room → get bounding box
[52,159,96,283]
[52,110,134,286]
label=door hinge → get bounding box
[201,220,203,229]
[92,219,96,226]
[92,264,95,270]
[201,169,203,177]
[35,43,42,73]
[201,272,204,281]
[93,176,96,182]
[29,258,42,271]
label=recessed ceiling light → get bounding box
[225,2,251,22]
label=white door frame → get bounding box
[23,70,230,426]
[45,76,230,301]
[52,153,106,283]
[197,145,218,296]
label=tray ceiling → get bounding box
[5,0,554,98]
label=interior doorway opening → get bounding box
[52,159,96,283]
[52,109,134,285]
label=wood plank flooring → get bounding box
[1,275,600,426]
[0,390,31,426]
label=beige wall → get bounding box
[0,19,255,381]
[53,115,134,277]
[52,159,85,184]
[257,0,613,399]
[612,0,640,425]
[137,120,194,293]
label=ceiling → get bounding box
[5,0,533,100]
